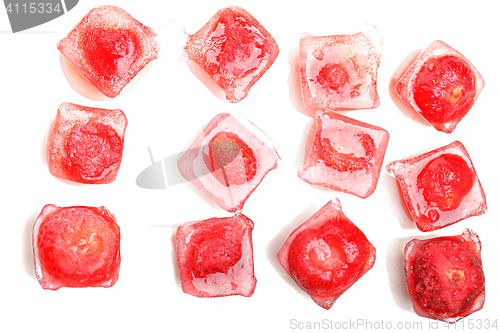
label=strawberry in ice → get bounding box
[33,204,121,290]
[404,229,485,322]
[300,25,382,112]
[185,6,279,103]
[57,6,159,98]
[48,102,127,185]
[176,213,256,297]
[299,110,389,198]
[395,40,484,133]
[387,141,487,232]
[277,199,376,309]
[177,113,280,212]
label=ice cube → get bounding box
[33,204,121,290]
[300,25,382,112]
[404,229,485,322]
[386,141,487,231]
[175,213,256,297]
[47,102,127,184]
[185,6,279,103]
[277,198,376,309]
[298,110,389,198]
[395,40,485,133]
[177,112,280,212]
[57,5,160,98]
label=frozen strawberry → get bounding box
[298,110,389,198]
[175,213,256,297]
[186,6,279,103]
[277,199,376,309]
[404,229,485,322]
[177,113,280,212]
[33,204,121,290]
[387,141,487,231]
[299,25,382,112]
[205,132,257,186]
[48,102,127,184]
[395,40,484,133]
[57,5,159,98]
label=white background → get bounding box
[1,0,498,332]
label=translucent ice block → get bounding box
[33,204,121,290]
[47,102,127,184]
[185,6,279,103]
[277,199,376,309]
[57,5,160,98]
[386,141,487,231]
[404,229,485,322]
[176,213,256,297]
[300,25,382,112]
[177,112,280,212]
[299,110,389,198]
[395,40,485,133]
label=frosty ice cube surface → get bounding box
[185,6,279,103]
[33,204,121,290]
[300,25,382,112]
[395,40,484,133]
[47,102,127,184]
[176,213,256,297]
[404,229,485,323]
[387,141,487,231]
[277,199,376,309]
[57,5,159,98]
[298,110,389,198]
[177,113,280,212]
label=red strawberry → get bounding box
[33,205,121,290]
[316,63,350,93]
[413,56,476,124]
[318,133,375,172]
[277,199,376,309]
[83,28,140,81]
[65,122,124,181]
[176,213,256,297]
[204,131,257,186]
[405,229,485,322]
[186,6,279,102]
[417,153,474,213]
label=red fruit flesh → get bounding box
[405,229,485,322]
[186,6,279,102]
[205,131,257,186]
[176,213,256,297]
[82,28,140,81]
[318,133,375,172]
[65,122,123,181]
[413,56,476,124]
[417,154,474,213]
[317,63,350,93]
[298,111,389,198]
[277,199,375,309]
[34,205,120,290]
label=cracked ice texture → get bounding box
[300,25,382,112]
